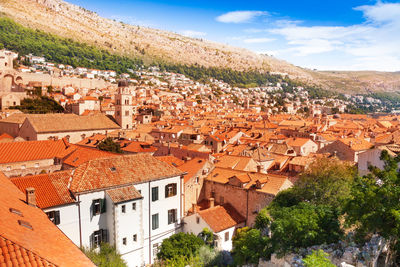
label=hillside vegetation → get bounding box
[0,17,329,91]
[1,0,400,93]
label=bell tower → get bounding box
[115,80,133,129]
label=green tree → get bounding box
[97,137,123,153]
[82,243,127,267]
[303,250,335,267]
[157,232,204,262]
[344,150,400,264]
[294,158,356,207]
[10,96,64,113]
[231,227,270,265]
[269,202,342,256]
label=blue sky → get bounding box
[67,0,400,71]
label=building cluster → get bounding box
[1,49,400,266]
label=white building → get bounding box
[11,154,185,266]
[358,145,399,176]
[184,201,245,251]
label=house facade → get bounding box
[11,154,185,266]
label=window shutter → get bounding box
[101,199,106,213]
[165,185,168,198]
[101,229,108,243]
[90,233,94,249]
[54,211,60,225]
[173,184,177,195]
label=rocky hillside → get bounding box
[1,0,400,93]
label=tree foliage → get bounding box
[303,250,335,267]
[231,227,270,265]
[344,150,400,263]
[97,137,123,154]
[82,243,127,267]
[269,202,343,256]
[157,232,204,262]
[10,96,64,113]
[294,158,356,207]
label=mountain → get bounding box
[1,0,400,93]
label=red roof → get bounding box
[178,158,208,183]
[0,172,94,266]
[11,171,75,209]
[69,154,184,193]
[60,145,118,167]
[198,204,245,233]
[0,139,69,164]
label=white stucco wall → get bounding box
[43,204,80,246]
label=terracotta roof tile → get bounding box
[11,171,75,209]
[198,204,245,233]
[106,185,142,203]
[0,139,69,164]
[70,154,184,193]
[24,114,119,133]
[0,172,94,266]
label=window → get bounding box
[125,110,129,116]
[116,111,120,116]
[153,243,159,257]
[133,234,137,242]
[165,183,177,198]
[132,202,136,210]
[152,187,159,202]
[116,100,120,105]
[122,237,127,245]
[6,166,11,171]
[168,209,177,224]
[21,165,26,170]
[196,216,200,224]
[91,229,108,248]
[92,199,106,216]
[152,213,159,230]
[220,196,224,204]
[34,163,39,168]
[46,210,60,225]
[195,177,199,184]
[121,205,126,213]
[125,99,129,105]
[225,232,229,241]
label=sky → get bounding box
[67,0,400,72]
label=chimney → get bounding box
[209,197,215,208]
[257,165,262,173]
[26,187,36,207]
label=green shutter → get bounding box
[54,211,60,225]
[100,198,106,213]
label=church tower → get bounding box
[115,80,133,129]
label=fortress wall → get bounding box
[19,73,116,89]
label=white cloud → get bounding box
[216,11,267,23]
[243,37,275,44]
[264,2,400,71]
[180,30,207,38]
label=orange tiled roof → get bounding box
[0,236,57,267]
[106,185,142,203]
[11,171,75,209]
[69,154,184,193]
[198,204,245,233]
[121,141,157,153]
[178,158,208,183]
[61,145,118,167]
[156,155,185,167]
[0,172,94,266]
[0,139,69,164]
